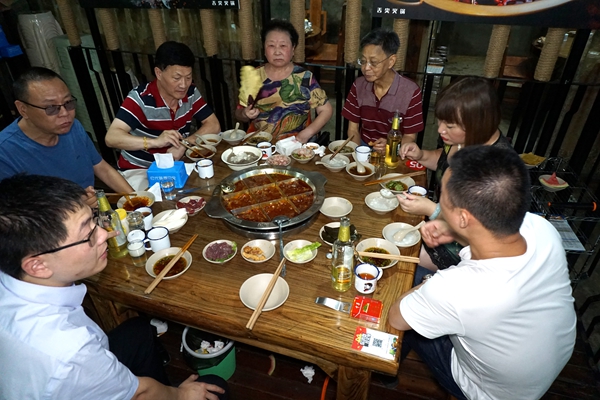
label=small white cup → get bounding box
[257,141,276,160]
[195,159,214,179]
[135,207,153,231]
[145,226,171,252]
[354,263,383,294]
[407,185,428,197]
[355,146,371,163]
[127,229,146,243]
[127,239,147,267]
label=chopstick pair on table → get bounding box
[144,234,198,294]
[363,170,426,186]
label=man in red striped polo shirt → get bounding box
[106,41,220,169]
[342,29,424,153]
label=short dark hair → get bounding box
[445,146,530,237]
[360,28,400,56]
[261,19,299,48]
[0,175,86,279]
[13,67,65,103]
[154,41,195,70]
[435,77,501,147]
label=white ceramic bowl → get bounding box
[145,247,192,280]
[283,239,319,264]
[382,222,422,248]
[319,222,360,246]
[243,131,272,146]
[151,209,188,233]
[241,239,276,263]
[378,174,416,194]
[176,196,206,216]
[221,146,262,171]
[356,238,400,269]
[346,162,376,181]
[539,174,569,192]
[320,197,353,219]
[319,154,350,173]
[196,133,222,147]
[365,192,399,215]
[117,191,156,211]
[221,128,246,146]
[291,148,315,164]
[202,240,237,264]
[185,144,217,162]
[266,154,291,167]
[239,273,290,311]
[328,140,358,160]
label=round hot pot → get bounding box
[204,166,327,239]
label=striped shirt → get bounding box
[342,71,424,144]
[115,80,213,168]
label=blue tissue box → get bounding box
[147,161,189,189]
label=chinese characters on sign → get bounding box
[79,0,240,9]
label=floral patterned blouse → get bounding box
[241,65,329,142]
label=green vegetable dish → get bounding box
[385,180,407,192]
[286,242,321,262]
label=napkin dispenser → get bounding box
[275,136,302,156]
[147,161,189,189]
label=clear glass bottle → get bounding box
[97,189,128,258]
[385,111,403,169]
[126,211,146,233]
[331,217,355,292]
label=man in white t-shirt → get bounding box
[389,146,576,400]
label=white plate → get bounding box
[241,239,276,263]
[202,240,237,264]
[239,273,289,311]
[378,174,417,194]
[117,191,156,211]
[356,238,400,269]
[151,209,188,233]
[283,239,318,264]
[145,247,192,280]
[176,196,206,216]
[382,222,422,248]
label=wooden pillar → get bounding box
[238,0,256,61]
[345,0,362,64]
[55,0,81,47]
[148,9,167,49]
[535,28,568,82]
[484,25,511,78]
[200,9,219,57]
[290,0,305,63]
[393,19,410,71]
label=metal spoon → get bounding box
[380,188,396,199]
[393,221,425,242]
[273,215,290,277]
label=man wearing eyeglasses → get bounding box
[342,28,424,153]
[0,174,229,400]
[0,67,133,208]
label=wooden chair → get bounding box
[305,0,346,67]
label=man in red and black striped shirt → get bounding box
[342,29,424,154]
[106,41,220,169]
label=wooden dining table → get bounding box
[85,149,425,400]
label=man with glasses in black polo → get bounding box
[342,28,424,154]
[0,67,132,207]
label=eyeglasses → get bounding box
[33,216,99,257]
[357,55,392,68]
[19,97,77,116]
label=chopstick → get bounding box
[357,251,420,264]
[180,140,212,153]
[104,192,137,197]
[329,135,354,162]
[363,170,426,186]
[240,131,261,145]
[246,257,286,331]
[144,234,198,294]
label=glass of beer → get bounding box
[127,239,147,267]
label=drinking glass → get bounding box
[160,177,176,201]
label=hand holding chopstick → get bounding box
[246,258,286,331]
[329,135,354,162]
[144,234,198,294]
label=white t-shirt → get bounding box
[401,213,576,400]
[0,272,138,399]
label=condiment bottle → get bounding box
[385,111,402,169]
[116,208,129,236]
[97,189,128,258]
[126,211,146,232]
[331,217,355,292]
